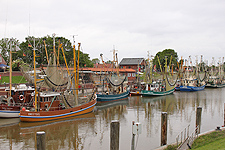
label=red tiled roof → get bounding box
[42,67,136,73]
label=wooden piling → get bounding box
[161,112,167,146]
[110,120,120,150]
[36,131,46,150]
[196,107,202,134]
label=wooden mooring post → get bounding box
[161,112,167,146]
[36,131,46,150]
[110,120,120,150]
[196,107,202,134]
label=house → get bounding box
[119,58,146,72]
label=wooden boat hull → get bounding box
[19,99,96,122]
[180,85,205,92]
[96,90,130,103]
[19,112,95,128]
[0,105,20,118]
[141,88,175,96]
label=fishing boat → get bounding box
[0,84,34,118]
[96,89,129,103]
[141,78,175,96]
[205,76,225,88]
[180,56,206,92]
[19,36,97,122]
[205,57,225,88]
[0,39,35,118]
[96,74,130,103]
[179,77,205,92]
[141,55,177,97]
[95,52,130,103]
[19,92,96,122]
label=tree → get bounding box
[91,58,100,64]
[0,38,20,65]
[153,49,178,72]
[17,35,93,68]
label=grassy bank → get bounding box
[191,129,225,150]
[164,129,225,150]
[0,76,27,84]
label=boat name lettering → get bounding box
[28,113,40,116]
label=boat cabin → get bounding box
[145,81,166,92]
[33,91,61,111]
[4,84,35,106]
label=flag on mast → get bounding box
[28,44,32,47]
[23,53,26,56]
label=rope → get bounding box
[165,73,179,87]
[62,94,72,108]
[88,92,96,102]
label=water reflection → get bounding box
[0,88,225,150]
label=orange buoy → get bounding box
[22,107,26,111]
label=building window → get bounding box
[127,73,131,77]
[132,73,136,77]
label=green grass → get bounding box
[164,144,177,150]
[0,76,28,84]
[163,130,225,150]
[191,130,225,150]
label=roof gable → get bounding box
[119,58,145,65]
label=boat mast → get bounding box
[77,43,80,96]
[72,38,78,105]
[43,39,49,64]
[33,38,38,112]
[9,39,12,98]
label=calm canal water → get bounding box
[0,88,225,150]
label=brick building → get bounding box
[119,58,146,72]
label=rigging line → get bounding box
[165,72,179,87]
[62,94,72,108]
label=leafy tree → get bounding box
[0,38,20,65]
[91,58,100,64]
[153,49,178,72]
[12,59,27,71]
[16,36,93,68]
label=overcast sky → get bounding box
[1,0,225,64]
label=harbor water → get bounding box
[0,88,225,150]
